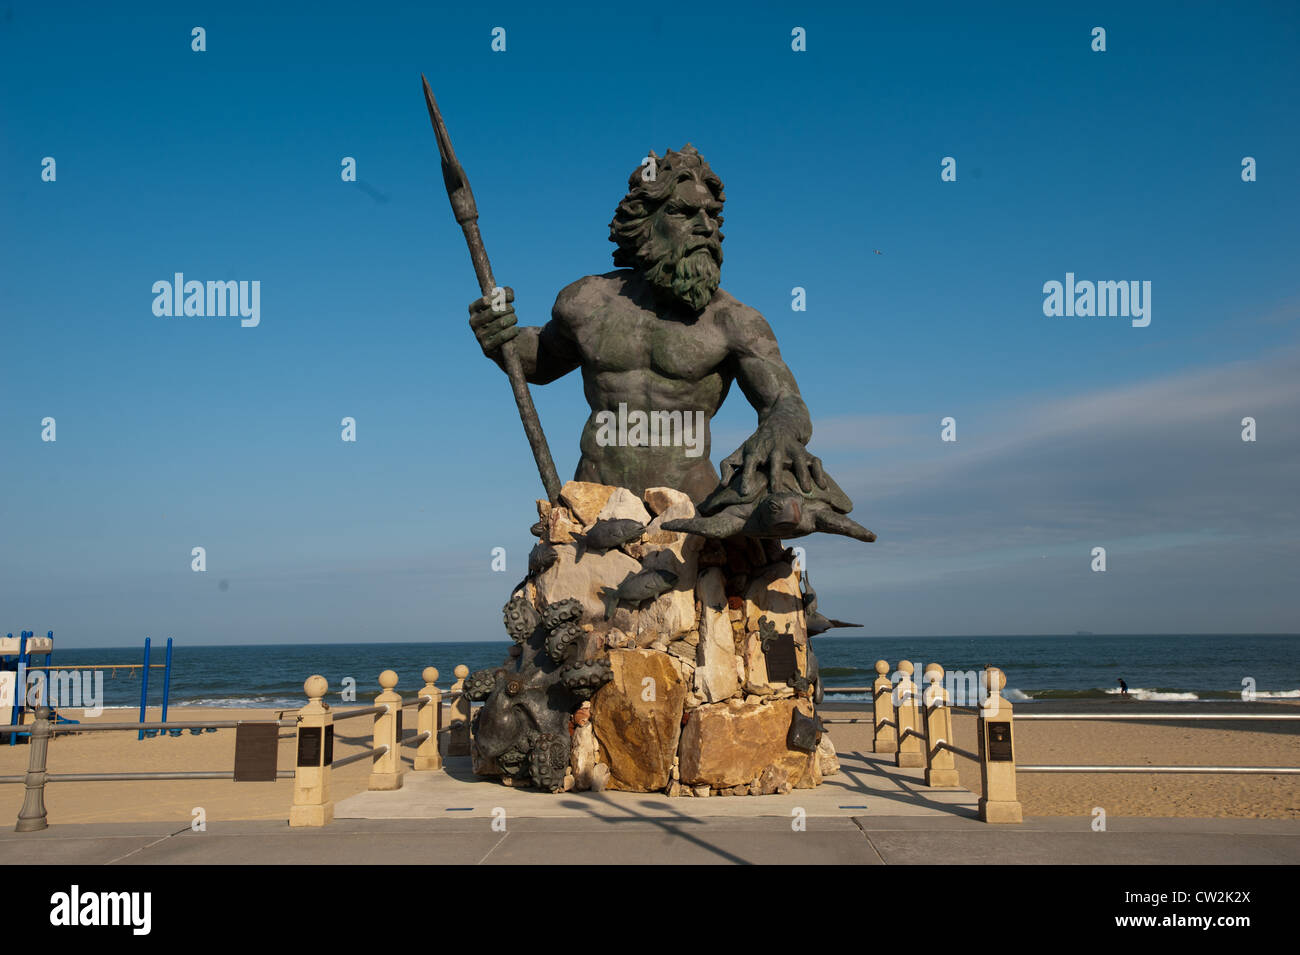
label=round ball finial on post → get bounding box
[871,660,897,754]
[894,660,924,769]
[368,670,404,791]
[922,664,959,788]
[923,663,947,707]
[415,666,443,771]
[290,676,335,827]
[976,664,1022,823]
[448,664,472,757]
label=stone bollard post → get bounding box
[447,664,470,757]
[894,660,925,768]
[368,670,404,791]
[15,705,52,832]
[977,666,1023,823]
[872,660,897,754]
[414,666,443,771]
[290,676,334,827]
[922,664,960,787]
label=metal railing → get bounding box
[1014,713,1300,721]
[331,705,389,722]
[1013,711,1300,775]
[3,669,469,831]
[0,719,295,734]
[1017,764,1300,774]
[812,662,1300,822]
[332,744,389,770]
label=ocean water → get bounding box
[5,634,1298,710]
[813,633,1300,704]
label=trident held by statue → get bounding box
[421,75,562,503]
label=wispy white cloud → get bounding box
[794,346,1300,633]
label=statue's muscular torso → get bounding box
[529,270,756,501]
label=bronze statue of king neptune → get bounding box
[467,145,872,543]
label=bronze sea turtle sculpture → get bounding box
[663,464,875,543]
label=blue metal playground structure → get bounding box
[0,632,204,743]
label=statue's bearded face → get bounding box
[609,146,726,314]
[638,178,724,312]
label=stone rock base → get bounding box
[469,481,838,794]
[679,698,821,791]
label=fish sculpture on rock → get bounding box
[574,518,645,560]
[599,568,679,619]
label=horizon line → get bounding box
[26,632,1300,652]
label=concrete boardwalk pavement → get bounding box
[3,815,1298,865]
[3,747,1298,863]
[333,752,978,820]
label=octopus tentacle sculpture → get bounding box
[466,594,612,791]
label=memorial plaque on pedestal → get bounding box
[987,721,1013,761]
[763,632,799,684]
[297,726,322,767]
[234,721,279,781]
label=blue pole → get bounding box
[3,634,11,743]
[137,637,151,741]
[160,637,173,732]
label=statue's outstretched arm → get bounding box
[724,306,827,494]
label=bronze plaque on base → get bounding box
[987,721,1013,761]
[234,722,279,781]
[297,726,322,767]
[764,632,799,684]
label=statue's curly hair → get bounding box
[609,145,725,268]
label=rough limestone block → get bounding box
[643,486,693,518]
[595,487,652,524]
[742,560,808,692]
[665,652,695,686]
[742,631,774,696]
[678,698,818,790]
[694,567,741,702]
[816,734,840,776]
[570,722,600,790]
[535,541,642,622]
[744,560,808,643]
[619,490,699,643]
[560,481,616,527]
[546,505,580,543]
[591,649,686,791]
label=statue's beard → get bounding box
[638,240,722,313]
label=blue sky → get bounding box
[2,2,1298,646]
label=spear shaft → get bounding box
[422,75,562,503]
